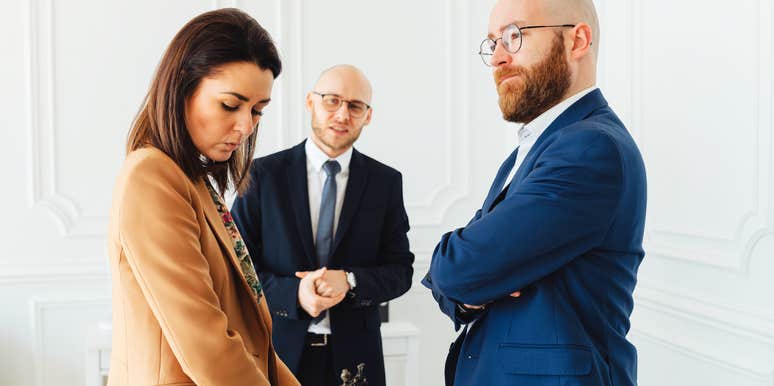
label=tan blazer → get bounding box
[107,147,299,386]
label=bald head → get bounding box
[544,0,599,57]
[313,64,373,104]
[490,0,599,59]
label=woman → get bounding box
[107,8,299,386]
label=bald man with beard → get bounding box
[232,65,414,386]
[423,0,646,385]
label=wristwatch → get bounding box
[346,271,357,289]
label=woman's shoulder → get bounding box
[125,146,176,168]
[118,146,193,191]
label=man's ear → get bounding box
[363,107,373,126]
[570,22,593,60]
[305,92,314,112]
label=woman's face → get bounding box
[185,61,274,162]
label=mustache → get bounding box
[494,66,525,85]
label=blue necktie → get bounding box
[312,160,340,325]
[316,160,341,268]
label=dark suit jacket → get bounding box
[232,141,414,386]
[424,89,646,386]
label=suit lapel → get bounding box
[195,180,256,300]
[506,89,610,195]
[331,148,368,254]
[483,147,519,213]
[286,142,317,267]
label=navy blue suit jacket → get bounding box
[424,90,646,386]
[232,141,414,386]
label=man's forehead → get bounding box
[316,74,370,100]
[487,18,528,38]
[488,0,545,33]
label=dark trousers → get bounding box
[298,333,339,386]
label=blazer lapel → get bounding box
[197,181,277,343]
[195,180,256,301]
[483,147,519,213]
[331,148,369,254]
[508,89,610,191]
[286,142,317,267]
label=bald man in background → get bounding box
[232,65,413,386]
[423,0,646,385]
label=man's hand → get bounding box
[295,268,346,317]
[313,269,350,297]
[463,291,521,310]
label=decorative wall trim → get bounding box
[30,297,111,386]
[277,0,303,146]
[633,0,774,273]
[26,0,111,239]
[403,0,472,226]
[630,330,774,385]
[0,260,108,285]
[635,286,774,344]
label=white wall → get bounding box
[0,1,772,385]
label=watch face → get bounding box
[346,272,357,288]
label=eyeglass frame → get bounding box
[478,23,576,66]
[311,91,372,118]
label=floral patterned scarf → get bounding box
[205,180,263,304]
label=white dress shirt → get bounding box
[305,138,352,334]
[503,87,597,190]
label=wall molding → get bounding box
[632,286,774,384]
[635,286,774,344]
[0,260,108,285]
[30,297,111,386]
[633,0,774,274]
[630,330,774,385]
[26,0,110,239]
[402,0,472,227]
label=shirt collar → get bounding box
[518,86,597,147]
[305,138,352,175]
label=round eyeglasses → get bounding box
[478,23,575,66]
[312,91,371,118]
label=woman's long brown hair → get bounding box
[127,8,281,196]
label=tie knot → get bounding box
[323,160,341,177]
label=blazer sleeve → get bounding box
[429,130,624,307]
[421,271,483,331]
[118,157,271,386]
[231,162,306,320]
[421,209,487,329]
[344,173,415,307]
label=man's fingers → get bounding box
[297,267,327,280]
[319,292,345,307]
[510,291,521,297]
[309,267,328,279]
